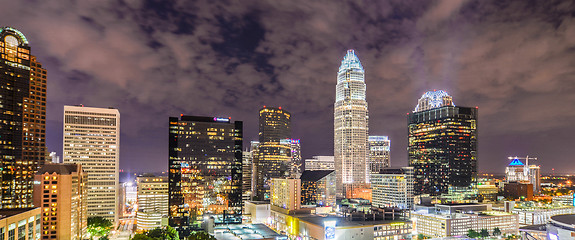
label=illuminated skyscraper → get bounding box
[0,27,47,208]
[63,106,120,223]
[168,116,242,236]
[334,50,369,195]
[254,107,291,200]
[289,139,301,178]
[368,136,391,176]
[408,90,477,195]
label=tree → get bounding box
[131,234,152,240]
[417,233,427,240]
[505,234,520,240]
[467,229,480,238]
[493,227,502,236]
[133,226,179,240]
[480,229,489,238]
[87,217,113,240]
[187,231,216,240]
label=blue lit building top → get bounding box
[509,158,524,166]
[338,49,364,73]
[414,90,455,112]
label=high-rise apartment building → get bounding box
[0,27,47,209]
[63,106,120,223]
[270,178,301,211]
[334,50,369,195]
[505,157,541,194]
[33,163,87,239]
[371,167,414,210]
[304,156,334,171]
[168,116,242,235]
[254,107,291,200]
[289,139,301,178]
[368,136,391,176]
[408,90,477,195]
[136,175,168,231]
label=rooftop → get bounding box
[36,163,79,175]
[551,214,575,226]
[300,170,334,182]
[298,215,409,228]
[0,208,38,219]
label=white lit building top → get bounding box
[414,90,454,112]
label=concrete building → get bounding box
[371,167,414,209]
[504,182,534,201]
[334,50,369,195]
[244,201,271,224]
[412,204,518,238]
[304,156,334,171]
[0,208,41,239]
[300,170,336,207]
[289,139,302,178]
[242,151,253,204]
[553,194,575,206]
[271,178,301,211]
[63,105,120,224]
[367,136,390,176]
[33,164,87,239]
[509,201,575,225]
[136,175,168,231]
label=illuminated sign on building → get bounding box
[213,117,230,123]
[324,221,336,240]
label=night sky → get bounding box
[1,0,574,174]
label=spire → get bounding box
[338,49,364,73]
[414,90,455,112]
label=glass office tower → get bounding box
[168,116,242,236]
[408,90,477,195]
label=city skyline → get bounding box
[0,1,574,173]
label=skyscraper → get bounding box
[136,175,168,231]
[63,106,120,223]
[0,27,47,208]
[289,139,301,178]
[408,90,477,195]
[334,49,369,195]
[168,116,242,235]
[368,136,391,176]
[254,107,291,200]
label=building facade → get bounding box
[510,202,575,225]
[254,107,291,200]
[371,167,414,210]
[270,178,301,211]
[33,164,87,239]
[368,136,390,176]
[547,214,575,240]
[168,116,242,235]
[136,175,168,231]
[0,27,47,209]
[505,157,541,194]
[0,208,41,240]
[334,50,369,195]
[412,204,518,238]
[63,106,120,224]
[289,139,302,178]
[408,90,477,195]
[300,170,336,207]
[304,156,335,171]
[241,151,253,204]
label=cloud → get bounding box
[0,0,573,173]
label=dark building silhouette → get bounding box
[168,116,242,236]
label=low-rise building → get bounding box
[552,194,575,206]
[33,163,87,239]
[412,204,518,238]
[300,170,336,207]
[0,208,41,240]
[510,201,575,225]
[136,175,168,231]
[270,208,411,240]
[371,167,414,209]
[244,201,271,224]
[304,156,334,171]
[547,214,575,240]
